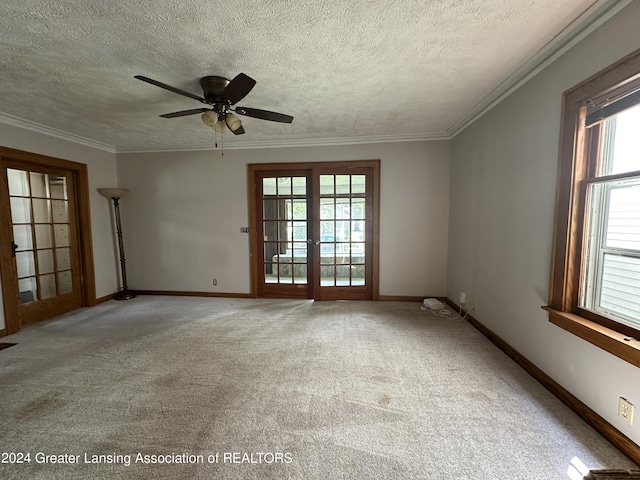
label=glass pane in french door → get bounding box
[318,174,366,287]
[262,176,308,285]
[7,168,73,304]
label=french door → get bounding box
[0,148,95,335]
[249,160,379,300]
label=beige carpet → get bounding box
[0,296,636,479]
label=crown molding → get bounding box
[447,0,634,138]
[115,132,450,154]
[0,108,447,154]
[0,112,116,153]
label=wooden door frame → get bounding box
[248,160,380,300]
[0,147,96,335]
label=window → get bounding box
[547,48,640,366]
[581,103,640,329]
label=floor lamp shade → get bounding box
[98,188,129,199]
[98,188,136,300]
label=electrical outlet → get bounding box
[619,397,635,425]
[459,292,466,304]
[212,279,218,286]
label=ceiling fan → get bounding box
[134,73,293,135]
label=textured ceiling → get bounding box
[0,0,616,152]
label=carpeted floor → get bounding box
[0,296,636,479]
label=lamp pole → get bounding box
[98,188,136,300]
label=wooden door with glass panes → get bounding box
[251,161,378,300]
[256,169,313,298]
[2,163,82,328]
[313,168,373,300]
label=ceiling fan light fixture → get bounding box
[226,113,242,132]
[201,111,218,128]
[213,116,226,133]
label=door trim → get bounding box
[248,160,380,300]
[0,147,96,335]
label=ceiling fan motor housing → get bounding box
[200,76,230,103]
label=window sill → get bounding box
[543,307,640,368]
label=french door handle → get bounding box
[11,241,19,256]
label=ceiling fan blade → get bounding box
[160,108,210,118]
[221,73,256,105]
[235,106,294,123]
[135,75,206,104]
[230,124,246,135]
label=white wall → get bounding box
[117,140,450,297]
[0,123,120,331]
[447,2,640,445]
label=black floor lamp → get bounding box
[98,188,136,300]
